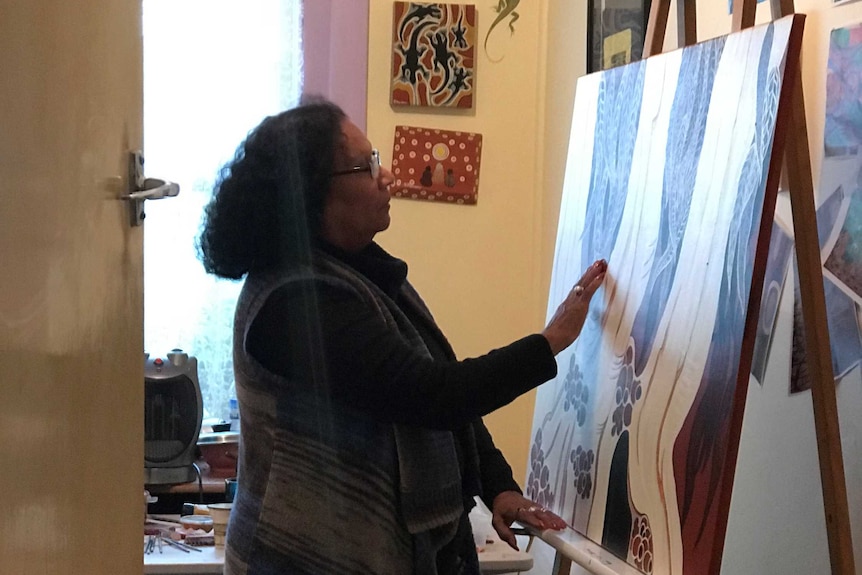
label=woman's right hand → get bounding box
[541,259,607,355]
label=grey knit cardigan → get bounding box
[224,249,467,575]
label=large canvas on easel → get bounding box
[528,16,803,574]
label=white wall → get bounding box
[724,270,862,572]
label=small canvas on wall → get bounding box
[391,125,482,205]
[391,2,476,108]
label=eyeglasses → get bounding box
[332,149,380,180]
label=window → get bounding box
[142,0,303,421]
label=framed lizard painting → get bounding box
[390,2,476,108]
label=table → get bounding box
[144,540,530,574]
[143,528,532,575]
[477,530,534,574]
[144,542,224,575]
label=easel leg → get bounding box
[784,57,856,575]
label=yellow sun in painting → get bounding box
[432,142,450,161]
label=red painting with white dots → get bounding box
[390,125,482,205]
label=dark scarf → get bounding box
[312,246,465,537]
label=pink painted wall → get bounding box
[302,0,369,132]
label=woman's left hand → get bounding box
[490,491,568,550]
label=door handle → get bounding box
[126,178,180,201]
[123,150,181,226]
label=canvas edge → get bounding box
[707,12,808,575]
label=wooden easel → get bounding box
[545,1,856,574]
[646,1,854,573]
[650,0,855,572]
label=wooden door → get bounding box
[0,1,145,572]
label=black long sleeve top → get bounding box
[245,241,558,503]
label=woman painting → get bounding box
[199,96,606,575]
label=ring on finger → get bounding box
[572,285,585,296]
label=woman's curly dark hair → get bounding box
[198,96,347,279]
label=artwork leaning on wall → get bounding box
[527,15,804,575]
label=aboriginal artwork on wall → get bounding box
[390,2,476,108]
[483,0,521,63]
[751,219,794,385]
[390,125,482,205]
[527,16,803,574]
[790,24,862,393]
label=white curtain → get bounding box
[143,0,303,421]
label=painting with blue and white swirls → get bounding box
[527,16,804,575]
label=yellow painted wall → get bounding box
[367,0,862,515]
[364,0,593,487]
[367,0,570,484]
